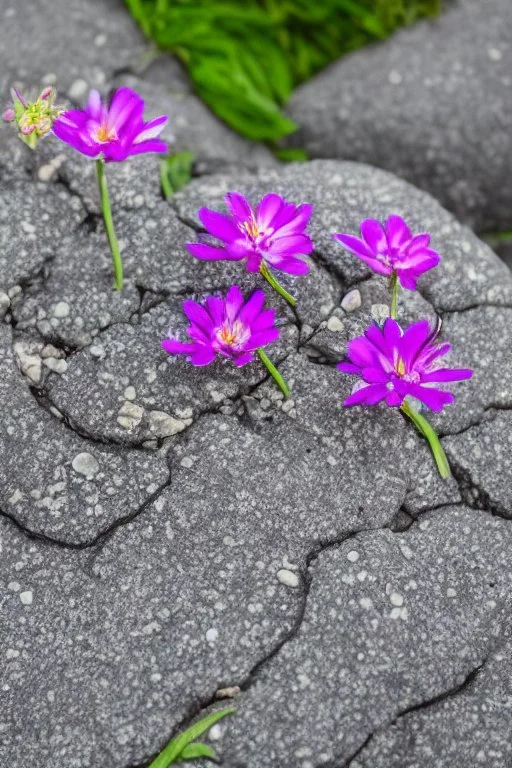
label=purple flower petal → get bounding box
[182,300,215,334]
[267,255,310,276]
[256,193,283,230]
[344,383,388,407]
[238,290,266,325]
[133,114,168,143]
[198,207,241,242]
[407,384,455,412]
[360,219,387,253]
[189,346,216,367]
[421,368,473,383]
[269,234,314,256]
[233,351,255,367]
[246,327,280,350]
[161,339,196,355]
[385,215,412,249]
[224,285,244,323]
[86,90,103,121]
[225,191,252,221]
[186,243,240,261]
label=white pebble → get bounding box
[341,289,361,313]
[390,592,404,607]
[346,550,359,563]
[53,301,70,318]
[20,591,33,606]
[72,452,100,478]
[206,628,219,643]
[123,386,136,401]
[326,315,344,332]
[277,569,299,588]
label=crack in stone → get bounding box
[338,656,490,768]
[449,459,508,521]
[0,466,172,554]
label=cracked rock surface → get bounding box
[0,0,275,188]
[1,138,512,766]
[284,0,512,234]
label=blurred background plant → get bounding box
[124,0,441,144]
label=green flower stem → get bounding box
[260,261,296,307]
[96,158,123,291]
[257,348,290,397]
[390,272,399,319]
[401,400,451,479]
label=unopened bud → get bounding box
[2,108,15,122]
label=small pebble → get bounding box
[20,591,33,606]
[53,301,70,318]
[341,289,362,313]
[326,315,344,332]
[277,569,300,588]
[72,452,100,478]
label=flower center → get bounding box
[215,319,249,349]
[395,356,406,377]
[94,123,117,144]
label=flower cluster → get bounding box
[6,78,472,474]
[333,214,472,478]
[3,87,63,148]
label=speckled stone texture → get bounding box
[0,0,275,190]
[1,153,511,768]
[283,0,512,235]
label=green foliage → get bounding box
[147,707,235,767]
[160,151,195,199]
[125,0,441,142]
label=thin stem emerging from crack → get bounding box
[257,348,290,397]
[401,401,450,479]
[260,261,296,307]
[96,158,123,291]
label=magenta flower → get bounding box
[162,286,281,367]
[333,216,440,290]
[338,318,472,412]
[187,191,313,278]
[161,286,290,395]
[52,87,168,162]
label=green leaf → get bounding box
[160,151,195,199]
[180,742,217,761]
[125,0,442,143]
[147,707,235,768]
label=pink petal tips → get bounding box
[52,87,168,162]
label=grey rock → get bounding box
[210,507,512,767]
[353,635,512,768]
[0,180,85,296]
[11,229,140,349]
[0,411,407,767]
[429,307,512,436]
[0,154,511,768]
[284,0,512,232]
[445,411,512,517]
[0,0,144,97]
[0,324,169,544]
[46,298,298,446]
[173,161,512,312]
